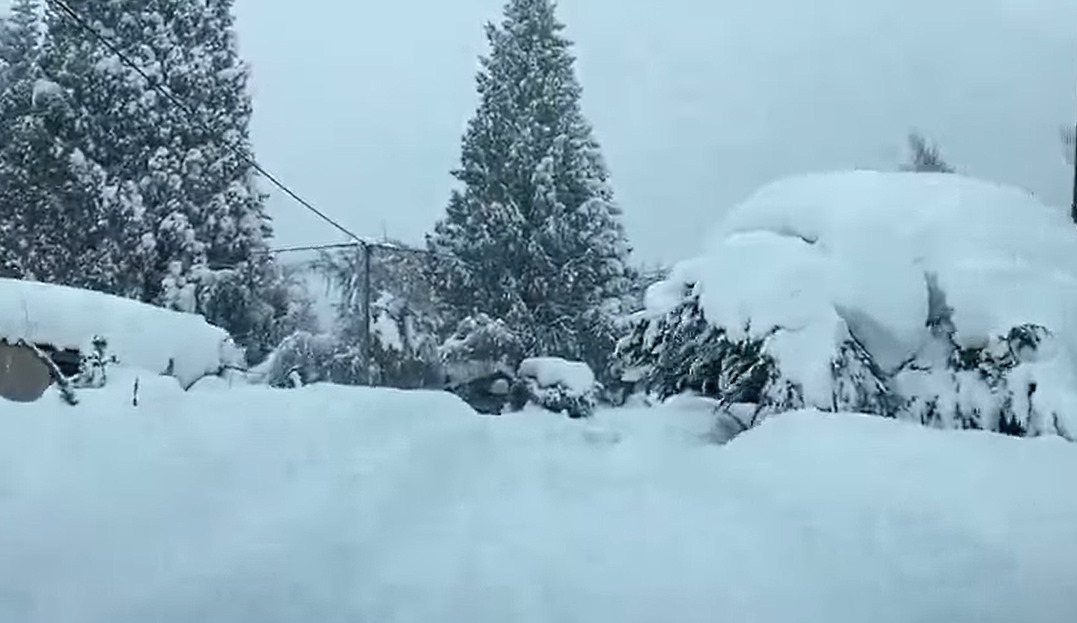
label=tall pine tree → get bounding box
[427,0,632,377]
[39,0,301,361]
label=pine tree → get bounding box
[427,0,632,377]
[39,0,299,359]
[900,131,954,173]
[0,0,141,291]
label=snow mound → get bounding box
[518,356,596,395]
[0,278,241,388]
[636,171,1077,436]
[707,171,1077,356]
[1,386,1076,622]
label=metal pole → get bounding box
[362,242,373,386]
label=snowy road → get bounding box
[2,381,1077,622]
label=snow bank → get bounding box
[639,171,1077,436]
[0,278,240,387]
[1,387,1076,622]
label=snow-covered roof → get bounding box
[0,278,240,387]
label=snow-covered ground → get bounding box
[2,381,1076,623]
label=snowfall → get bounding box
[2,171,1077,622]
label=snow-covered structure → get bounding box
[0,278,243,390]
[617,171,1077,439]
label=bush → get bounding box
[440,313,525,386]
[254,330,338,388]
[516,357,598,418]
[615,276,1072,440]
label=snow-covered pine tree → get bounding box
[427,0,633,380]
[0,0,141,291]
[0,0,43,277]
[40,0,300,360]
[900,131,954,173]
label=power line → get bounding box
[261,242,362,255]
[43,0,364,244]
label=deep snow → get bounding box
[2,381,1076,623]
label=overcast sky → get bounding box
[231,0,1077,265]
[14,0,1077,265]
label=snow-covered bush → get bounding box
[516,357,598,418]
[72,334,118,389]
[366,291,442,389]
[617,171,1077,440]
[252,330,338,388]
[440,313,525,387]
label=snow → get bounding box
[372,310,403,351]
[518,356,596,395]
[0,278,241,388]
[1,384,1076,622]
[30,78,63,107]
[654,171,1077,429]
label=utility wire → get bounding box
[261,242,362,255]
[44,0,364,244]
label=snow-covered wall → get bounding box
[638,171,1077,437]
[0,278,240,387]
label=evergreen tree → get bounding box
[427,0,632,377]
[900,131,954,173]
[0,0,38,88]
[0,0,141,291]
[39,0,299,359]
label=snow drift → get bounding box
[0,278,242,388]
[1,383,1076,622]
[621,171,1077,437]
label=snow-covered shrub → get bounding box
[72,334,118,389]
[253,330,338,388]
[617,171,1077,440]
[616,288,815,421]
[366,292,442,389]
[440,313,525,386]
[191,260,317,366]
[516,357,598,418]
